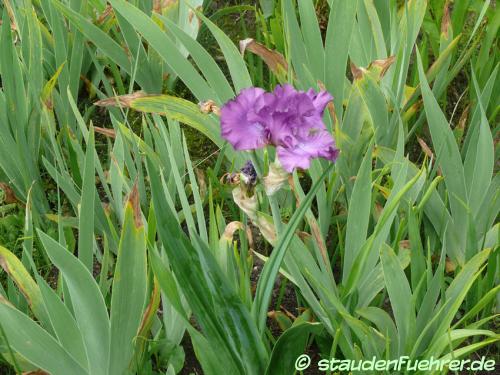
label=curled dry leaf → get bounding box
[0,182,19,204]
[222,221,245,241]
[221,172,240,185]
[417,137,434,159]
[94,91,150,107]
[240,38,288,76]
[232,187,276,244]
[198,100,221,116]
[232,186,258,220]
[264,162,288,196]
[224,221,255,251]
[417,137,442,176]
[94,126,116,139]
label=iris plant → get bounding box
[220,84,339,172]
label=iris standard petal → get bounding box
[220,87,269,150]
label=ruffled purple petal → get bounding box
[220,87,269,150]
[277,129,339,172]
[277,146,313,172]
[220,84,338,171]
[266,85,325,146]
[306,89,333,115]
[317,143,340,162]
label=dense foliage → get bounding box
[0,0,498,374]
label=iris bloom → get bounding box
[220,84,339,172]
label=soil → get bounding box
[0,366,14,375]
[179,334,204,375]
[251,257,299,338]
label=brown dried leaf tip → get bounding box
[417,138,442,176]
[240,38,288,76]
[417,137,434,159]
[128,183,143,228]
[350,62,366,80]
[369,55,396,78]
[96,3,114,25]
[351,56,395,80]
[318,80,338,125]
[441,0,451,38]
[94,91,149,108]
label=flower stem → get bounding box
[269,195,283,235]
[249,151,282,235]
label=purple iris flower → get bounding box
[240,160,257,185]
[220,84,339,172]
[220,87,269,150]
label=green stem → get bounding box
[249,151,282,235]
[269,195,283,235]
